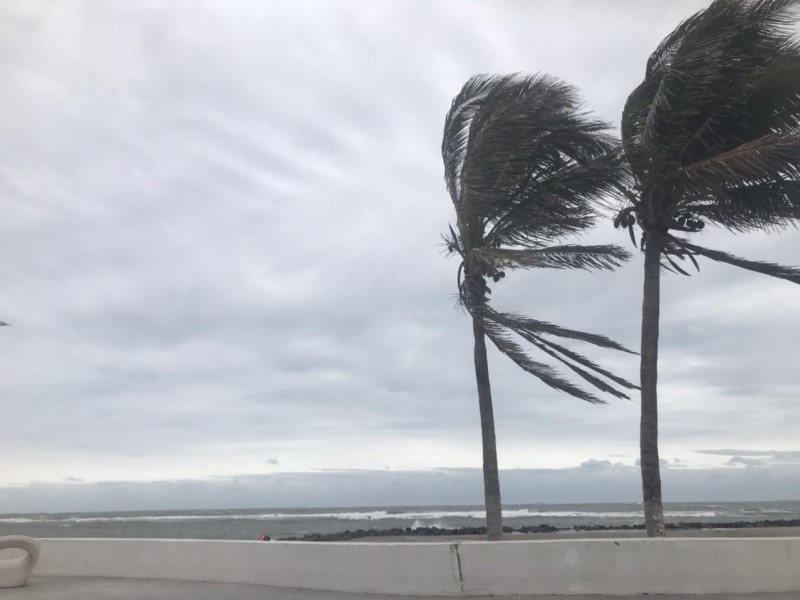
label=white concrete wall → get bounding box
[35,537,800,596]
[36,538,462,595]
[457,537,800,596]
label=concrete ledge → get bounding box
[457,537,800,596]
[36,539,461,595]
[34,537,800,596]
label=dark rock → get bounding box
[278,518,800,541]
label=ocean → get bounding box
[2,500,799,540]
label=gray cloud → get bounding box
[695,449,800,466]
[1,0,798,510]
[3,463,800,514]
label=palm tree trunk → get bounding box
[640,235,666,537]
[472,315,503,540]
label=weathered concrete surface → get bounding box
[35,537,800,596]
[457,537,800,596]
[5,577,800,600]
[37,539,462,595]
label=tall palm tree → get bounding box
[617,0,800,537]
[442,74,637,540]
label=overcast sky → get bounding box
[1,0,798,513]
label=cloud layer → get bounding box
[4,460,800,514]
[1,0,798,511]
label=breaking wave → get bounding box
[0,508,720,524]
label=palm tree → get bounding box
[617,0,800,536]
[442,74,638,540]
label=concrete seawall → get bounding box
[35,537,800,596]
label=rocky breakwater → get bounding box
[279,518,800,541]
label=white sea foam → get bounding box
[0,508,719,524]
[740,508,793,515]
[0,517,39,524]
[410,519,446,529]
[385,509,719,520]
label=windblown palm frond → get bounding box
[478,316,604,403]
[485,307,633,353]
[443,73,634,404]
[620,0,800,247]
[683,180,800,232]
[484,149,629,247]
[472,245,630,272]
[478,307,638,401]
[444,73,628,243]
[673,239,800,283]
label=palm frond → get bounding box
[442,73,621,231]
[443,74,501,210]
[490,310,637,398]
[476,307,638,401]
[485,149,630,246]
[622,0,800,193]
[621,79,659,176]
[662,252,692,276]
[487,307,636,354]
[477,314,604,404]
[685,179,800,232]
[535,336,639,391]
[675,239,800,283]
[471,245,631,272]
[526,337,632,400]
[442,225,465,257]
[662,132,800,197]
[492,311,638,398]
[678,55,800,162]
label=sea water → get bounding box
[1,500,798,540]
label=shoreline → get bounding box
[279,519,800,541]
